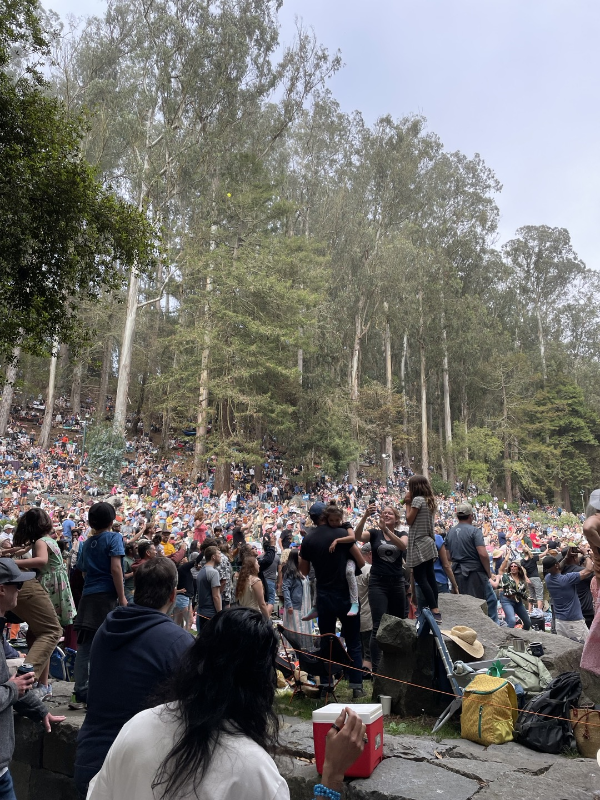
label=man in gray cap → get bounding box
[445,502,492,600]
[0,559,65,798]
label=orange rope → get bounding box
[195,611,600,730]
[281,639,600,730]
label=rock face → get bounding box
[372,593,600,715]
[278,718,599,800]
[11,710,598,800]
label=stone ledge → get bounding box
[10,700,599,800]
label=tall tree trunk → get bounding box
[383,303,393,480]
[298,347,303,385]
[192,226,217,481]
[0,347,20,436]
[70,360,83,416]
[502,379,513,502]
[96,334,112,422]
[214,461,231,495]
[400,332,409,461]
[57,344,69,395]
[113,271,139,435]
[440,306,454,484]
[418,292,428,475]
[535,305,547,384]
[39,342,59,450]
[348,298,364,484]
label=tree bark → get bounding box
[383,303,393,480]
[502,379,513,503]
[535,305,547,384]
[70,360,83,416]
[348,298,364,485]
[39,342,58,450]
[441,308,455,484]
[113,270,139,435]
[192,225,217,481]
[214,461,231,495]
[0,347,20,436]
[418,291,428,475]
[400,332,409,460]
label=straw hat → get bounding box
[492,549,503,558]
[440,626,484,659]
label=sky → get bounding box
[43,0,600,269]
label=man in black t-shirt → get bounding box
[299,503,364,697]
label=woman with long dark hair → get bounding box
[87,608,365,799]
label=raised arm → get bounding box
[354,505,376,542]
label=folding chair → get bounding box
[416,608,464,732]
[277,624,354,702]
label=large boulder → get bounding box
[373,593,600,716]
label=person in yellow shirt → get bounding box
[161,532,176,557]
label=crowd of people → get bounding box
[0,417,599,799]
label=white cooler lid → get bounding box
[312,703,382,724]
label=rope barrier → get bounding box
[194,610,600,730]
[278,635,600,730]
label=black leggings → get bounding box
[412,559,438,610]
[368,574,407,672]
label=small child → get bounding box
[302,502,364,619]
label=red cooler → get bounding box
[312,703,384,778]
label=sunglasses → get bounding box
[6,582,23,590]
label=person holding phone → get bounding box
[355,503,407,674]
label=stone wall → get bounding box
[9,688,599,800]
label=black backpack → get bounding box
[515,671,582,754]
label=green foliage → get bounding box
[430,474,452,496]
[0,1,156,360]
[87,425,125,490]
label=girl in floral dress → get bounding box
[13,508,76,696]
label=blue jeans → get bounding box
[485,581,499,624]
[265,579,276,606]
[0,770,16,800]
[500,594,531,630]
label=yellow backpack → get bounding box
[461,674,518,746]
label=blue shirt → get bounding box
[78,530,125,596]
[545,571,583,621]
[433,534,447,584]
[62,518,75,543]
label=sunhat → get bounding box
[440,625,484,659]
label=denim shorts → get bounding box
[175,594,190,609]
[265,579,276,606]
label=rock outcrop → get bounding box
[372,593,599,716]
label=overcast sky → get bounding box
[43,0,600,269]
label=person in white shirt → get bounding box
[88,607,365,800]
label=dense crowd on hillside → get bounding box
[0,415,599,800]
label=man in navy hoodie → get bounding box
[74,557,193,797]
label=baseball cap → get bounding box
[456,502,473,517]
[0,558,36,584]
[588,489,600,511]
[308,502,326,523]
[361,542,372,553]
[3,524,14,531]
[542,555,558,573]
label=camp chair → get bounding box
[277,624,354,702]
[416,608,464,732]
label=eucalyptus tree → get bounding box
[503,225,585,384]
